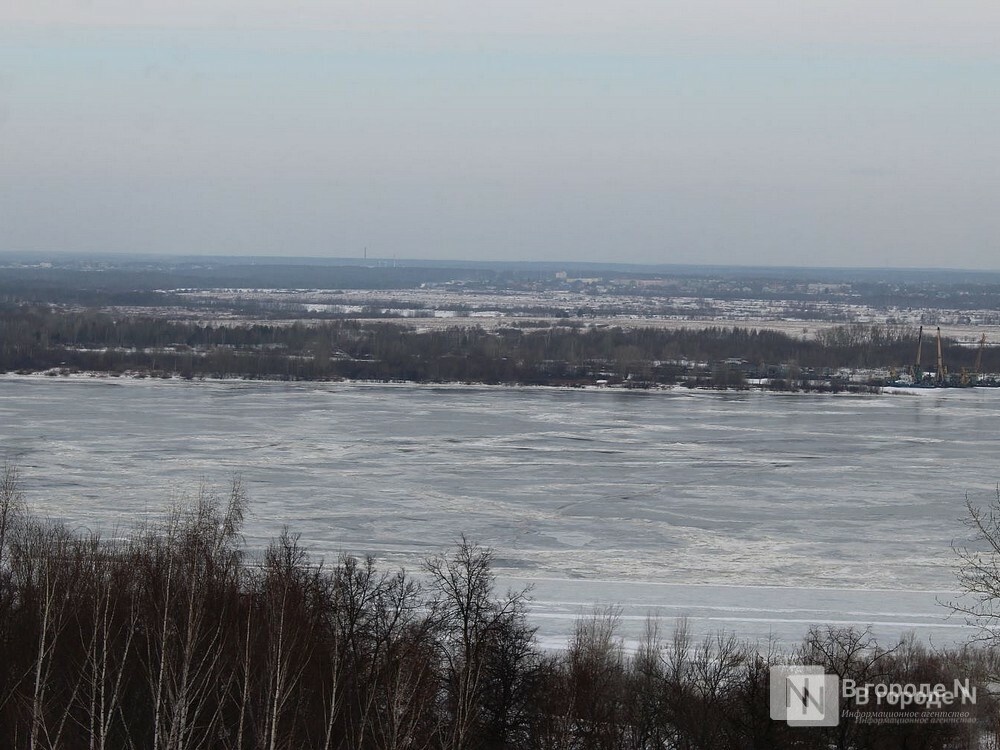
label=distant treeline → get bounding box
[6,260,1000,312]
[2,306,998,386]
[0,467,995,749]
[0,265,514,307]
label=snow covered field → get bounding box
[2,377,996,647]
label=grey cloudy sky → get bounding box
[2,1,998,268]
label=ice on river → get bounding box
[2,376,996,647]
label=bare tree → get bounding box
[80,537,140,750]
[141,480,246,750]
[425,538,531,750]
[952,488,1000,644]
[259,530,317,750]
[10,521,89,750]
[0,461,24,570]
[565,605,626,749]
[798,626,894,750]
[367,571,438,750]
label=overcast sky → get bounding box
[2,2,998,268]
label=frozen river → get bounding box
[3,376,998,648]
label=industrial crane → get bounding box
[935,327,946,385]
[975,333,987,377]
[909,327,987,388]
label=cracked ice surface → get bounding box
[2,377,995,646]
